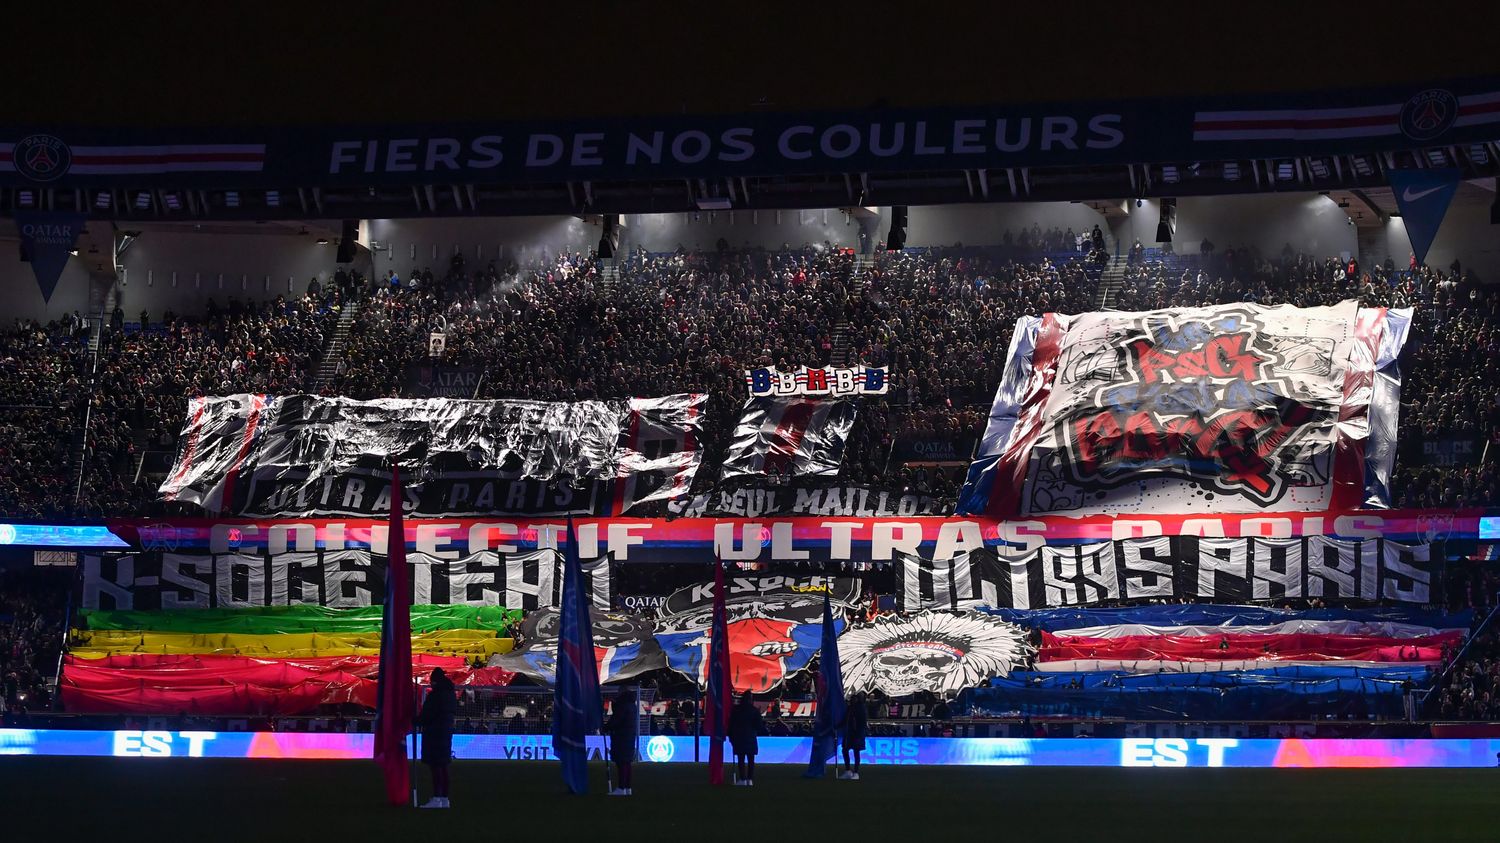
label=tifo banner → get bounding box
[105,508,1481,560]
[723,397,857,479]
[15,210,86,303]
[666,480,949,518]
[79,548,611,611]
[839,612,1033,698]
[959,301,1411,518]
[745,366,888,397]
[158,393,704,517]
[10,729,1500,768]
[895,536,1438,611]
[654,576,861,693]
[488,607,666,685]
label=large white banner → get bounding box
[959,301,1410,517]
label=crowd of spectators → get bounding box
[0,568,69,724]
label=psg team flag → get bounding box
[372,463,414,806]
[704,558,732,785]
[804,590,846,778]
[552,518,602,794]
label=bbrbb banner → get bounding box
[654,576,861,693]
[666,480,950,518]
[488,607,666,685]
[959,301,1411,518]
[79,548,611,611]
[158,393,704,517]
[745,366,888,397]
[723,397,856,479]
[895,536,1438,611]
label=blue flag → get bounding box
[804,590,846,778]
[1387,168,1460,269]
[15,211,85,304]
[552,519,601,794]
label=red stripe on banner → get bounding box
[162,397,209,501]
[610,407,643,515]
[1331,308,1386,509]
[1038,630,1462,663]
[1458,100,1500,118]
[1191,113,1395,131]
[216,394,266,516]
[988,314,1066,517]
[762,399,820,475]
[71,152,265,165]
[674,396,700,496]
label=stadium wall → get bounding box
[1111,195,1359,259]
[0,239,93,322]
[1362,192,1500,282]
[112,229,343,316]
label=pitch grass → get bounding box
[2,758,1496,842]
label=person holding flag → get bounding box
[605,685,639,796]
[839,691,869,781]
[552,519,602,795]
[373,462,415,806]
[803,589,846,779]
[729,691,765,786]
[704,557,733,785]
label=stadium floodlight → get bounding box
[95,192,110,209]
[1161,165,1179,184]
[1276,161,1295,181]
[696,197,732,211]
[1352,156,1374,177]
[17,189,34,207]
[163,193,182,211]
[265,190,280,207]
[225,191,240,208]
[1222,162,1240,181]
[1468,144,1490,166]
[1426,149,1447,167]
[1309,159,1329,179]
[134,191,151,209]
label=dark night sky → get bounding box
[5,3,1499,128]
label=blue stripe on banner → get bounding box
[982,604,1471,632]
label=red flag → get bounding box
[373,463,414,806]
[704,558,732,784]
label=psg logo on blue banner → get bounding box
[1399,89,1457,141]
[13,134,72,182]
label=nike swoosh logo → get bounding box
[1401,185,1446,202]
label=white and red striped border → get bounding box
[0,143,265,175]
[1192,90,1500,142]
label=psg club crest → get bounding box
[13,134,72,182]
[1399,89,1458,142]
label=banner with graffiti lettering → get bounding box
[488,607,666,685]
[79,547,611,612]
[894,536,1439,611]
[958,301,1411,518]
[157,393,704,517]
[653,576,861,693]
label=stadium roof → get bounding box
[2,6,1496,219]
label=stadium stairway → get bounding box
[598,258,620,293]
[830,254,876,367]
[311,299,361,392]
[1094,255,1129,310]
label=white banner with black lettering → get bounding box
[80,548,611,611]
[895,536,1438,610]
